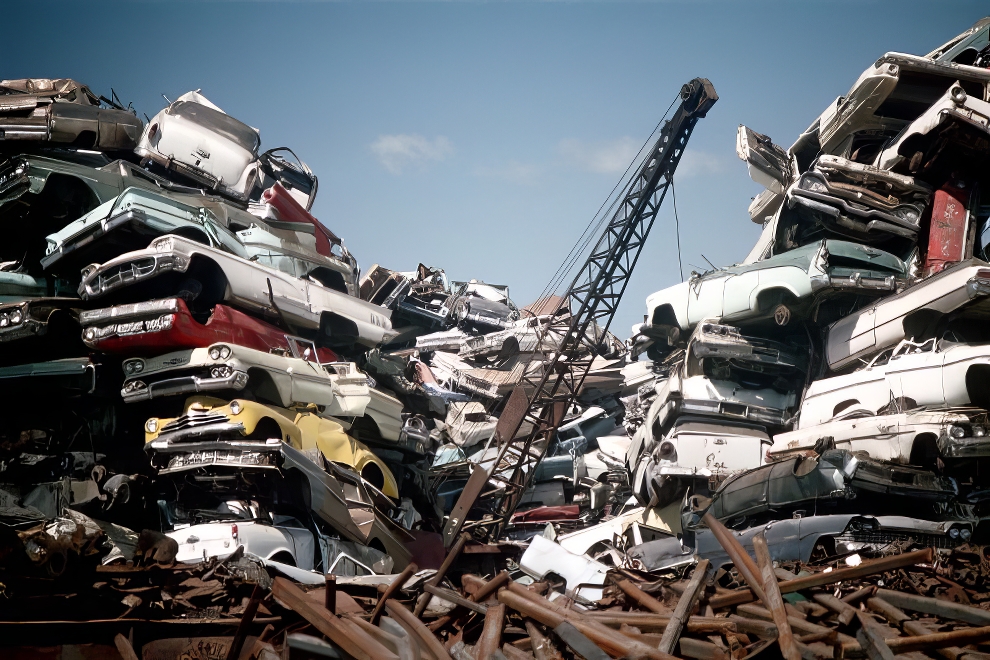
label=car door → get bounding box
[686,274,727,326]
[275,516,317,571]
[736,126,793,194]
[884,340,945,408]
[285,337,336,407]
[721,270,760,320]
[835,412,903,462]
[827,306,878,371]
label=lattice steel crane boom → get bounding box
[442,78,718,546]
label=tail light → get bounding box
[231,524,238,540]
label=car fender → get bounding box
[646,282,691,332]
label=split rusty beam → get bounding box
[226,584,263,660]
[526,620,564,660]
[658,559,711,655]
[475,603,506,660]
[868,596,990,660]
[498,583,677,660]
[371,562,419,625]
[425,583,489,615]
[584,611,736,634]
[875,589,990,626]
[709,548,934,609]
[702,513,768,605]
[854,610,896,660]
[612,576,673,614]
[753,533,800,660]
[385,599,455,660]
[429,571,511,632]
[272,577,398,660]
[842,586,877,605]
[415,533,470,618]
[812,594,859,626]
[843,626,990,657]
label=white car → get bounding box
[122,340,403,441]
[42,185,249,273]
[644,239,906,347]
[815,52,990,161]
[800,336,990,429]
[136,91,262,202]
[771,407,988,465]
[78,233,397,349]
[166,502,396,576]
[630,416,771,506]
[237,222,359,299]
[169,513,316,568]
[825,261,990,372]
[877,83,990,173]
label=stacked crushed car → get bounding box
[624,16,990,571]
[6,16,990,660]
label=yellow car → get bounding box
[145,396,399,498]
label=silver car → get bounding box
[78,233,397,349]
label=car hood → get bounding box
[824,239,906,274]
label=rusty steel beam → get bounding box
[658,559,711,655]
[753,534,800,660]
[371,562,419,625]
[709,549,934,610]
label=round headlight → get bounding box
[951,425,967,439]
[9,309,22,324]
[84,327,96,340]
[951,85,968,105]
[975,426,986,438]
[145,419,158,433]
[229,400,242,415]
[209,347,221,360]
[0,313,9,327]
[219,346,231,359]
[133,362,143,373]
[961,528,972,541]
[125,362,135,374]
[949,527,961,539]
[658,441,677,460]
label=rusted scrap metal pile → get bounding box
[4,13,990,660]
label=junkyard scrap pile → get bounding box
[3,16,990,660]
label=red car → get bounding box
[79,297,338,361]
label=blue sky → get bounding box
[6,1,988,337]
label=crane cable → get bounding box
[530,94,680,313]
[671,178,684,283]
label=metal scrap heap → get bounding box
[1,15,990,660]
